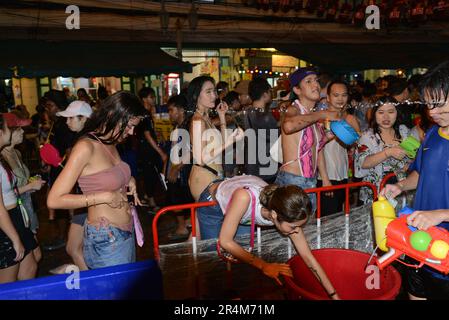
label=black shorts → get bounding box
[0,206,38,269]
[167,181,194,206]
[71,212,88,226]
[405,256,449,299]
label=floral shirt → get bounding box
[354,125,412,204]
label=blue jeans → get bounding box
[83,223,136,269]
[275,170,317,214]
[197,184,251,241]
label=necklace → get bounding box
[195,110,214,128]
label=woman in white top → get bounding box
[1,113,46,265]
[205,175,339,299]
[0,114,38,283]
[318,81,360,216]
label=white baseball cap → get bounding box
[56,100,92,118]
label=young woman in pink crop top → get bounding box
[47,92,145,269]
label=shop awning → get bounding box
[276,43,449,73]
[0,41,192,78]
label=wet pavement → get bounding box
[30,184,408,300]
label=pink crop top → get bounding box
[78,161,131,194]
[77,133,131,194]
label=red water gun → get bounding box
[376,209,449,274]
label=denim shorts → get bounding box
[196,182,250,241]
[275,170,317,214]
[83,222,136,269]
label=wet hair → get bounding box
[44,89,68,109]
[216,81,229,94]
[167,94,187,110]
[79,91,145,145]
[223,91,239,107]
[249,77,271,101]
[0,114,13,176]
[138,87,156,100]
[369,95,401,141]
[77,88,88,96]
[419,60,449,109]
[97,85,109,101]
[259,184,311,224]
[186,76,215,113]
[326,80,349,96]
[362,83,377,98]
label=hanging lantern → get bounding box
[271,0,281,12]
[280,0,291,12]
[316,0,327,17]
[258,0,270,10]
[432,0,449,20]
[337,0,353,24]
[387,4,402,26]
[305,0,320,13]
[425,0,434,21]
[325,0,339,21]
[353,1,366,26]
[410,0,426,23]
[293,0,303,11]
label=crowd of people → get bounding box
[0,60,449,300]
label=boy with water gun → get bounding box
[381,61,449,300]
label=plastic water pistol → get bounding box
[373,199,449,274]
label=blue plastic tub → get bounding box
[330,120,359,145]
[0,260,163,300]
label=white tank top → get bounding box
[320,139,348,181]
[0,164,17,207]
[215,175,273,226]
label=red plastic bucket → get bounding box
[284,248,401,300]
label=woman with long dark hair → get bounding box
[186,76,244,239]
[47,91,145,269]
[354,96,412,204]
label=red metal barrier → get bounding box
[379,172,397,193]
[152,201,216,260]
[305,181,378,219]
[152,181,377,261]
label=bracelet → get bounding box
[85,195,89,207]
[327,291,337,298]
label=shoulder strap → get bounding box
[223,186,256,250]
[88,132,120,163]
[244,186,257,250]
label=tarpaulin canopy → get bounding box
[0,40,192,78]
[276,43,449,73]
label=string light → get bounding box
[185,99,437,117]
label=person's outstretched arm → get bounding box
[218,189,292,285]
[290,228,340,300]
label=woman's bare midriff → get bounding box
[86,191,131,228]
[189,165,222,201]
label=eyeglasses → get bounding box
[420,100,447,110]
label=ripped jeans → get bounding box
[83,218,136,269]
